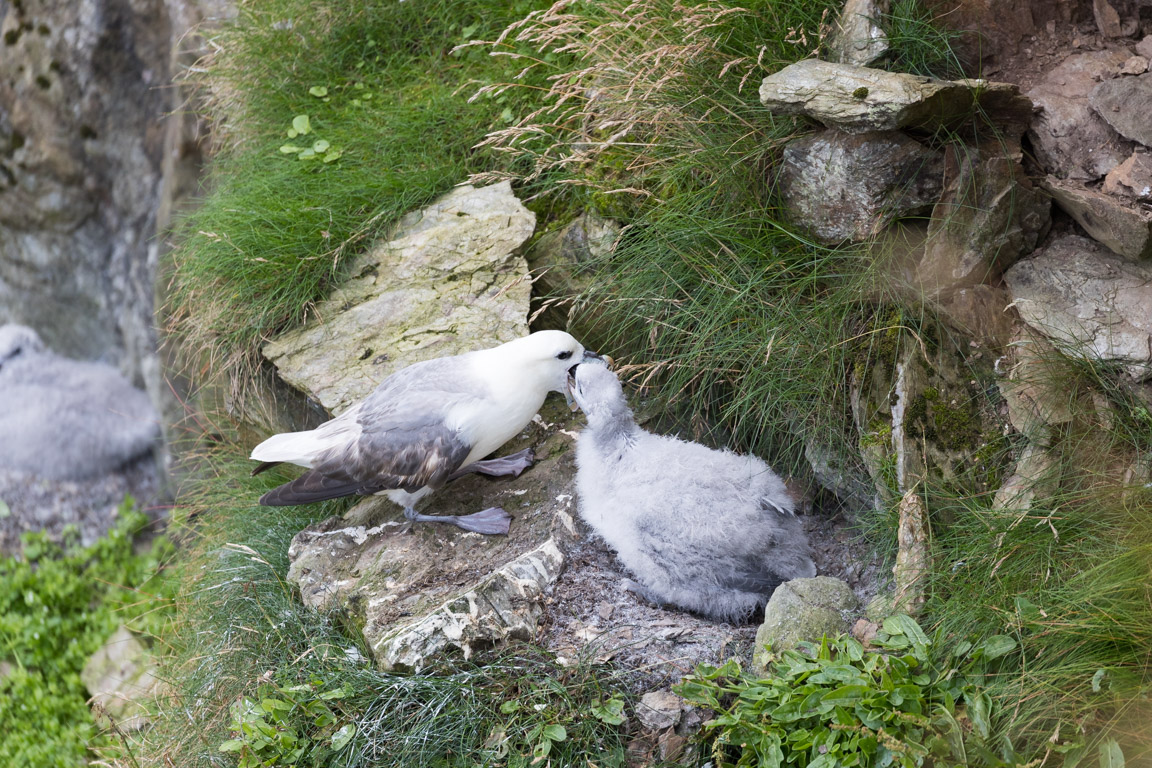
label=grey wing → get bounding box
[314,357,482,493]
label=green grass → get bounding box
[141,443,633,767]
[0,501,175,768]
[167,0,561,406]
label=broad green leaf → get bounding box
[541,724,567,742]
[331,723,355,750]
[979,635,1017,660]
[323,149,343,163]
[590,697,626,725]
[291,114,311,135]
[297,148,316,159]
[279,145,303,154]
[219,739,245,753]
[499,699,520,714]
[1099,739,1125,768]
[821,685,871,707]
[312,139,330,153]
[308,86,328,97]
[1091,668,1108,692]
[319,686,347,699]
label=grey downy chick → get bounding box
[570,363,816,623]
[0,324,160,480]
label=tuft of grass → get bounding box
[879,0,968,80]
[166,0,559,409]
[141,441,633,767]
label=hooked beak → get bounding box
[565,351,612,411]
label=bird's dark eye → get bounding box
[556,350,573,360]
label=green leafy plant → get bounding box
[0,500,174,768]
[220,679,356,767]
[676,615,1025,768]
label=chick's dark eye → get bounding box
[556,350,573,360]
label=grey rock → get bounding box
[1103,151,1152,201]
[915,146,1049,297]
[804,437,878,512]
[1119,56,1148,75]
[827,0,889,67]
[0,325,160,480]
[1004,235,1152,378]
[778,129,942,244]
[931,285,1015,349]
[752,577,857,672]
[1090,73,1152,147]
[636,690,684,732]
[997,329,1074,447]
[1042,176,1152,260]
[890,490,928,617]
[264,181,535,414]
[1137,36,1152,60]
[525,211,620,329]
[759,59,1025,133]
[1027,50,1134,180]
[1092,0,1138,38]
[81,625,162,731]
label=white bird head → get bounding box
[486,330,596,398]
[0,324,46,370]
[569,361,631,428]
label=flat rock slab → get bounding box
[1043,176,1152,261]
[1027,49,1133,181]
[778,129,942,243]
[759,59,1029,133]
[1004,235,1152,378]
[264,181,534,414]
[1090,72,1152,147]
[286,400,579,672]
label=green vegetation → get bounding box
[678,615,1025,767]
[167,0,559,406]
[0,500,174,767]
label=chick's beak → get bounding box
[565,351,610,411]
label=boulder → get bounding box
[752,577,857,673]
[759,59,1028,133]
[1091,0,1138,38]
[827,0,889,67]
[1004,235,1152,378]
[525,211,619,329]
[80,625,162,731]
[1042,177,1152,261]
[1027,50,1133,181]
[777,129,942,244]
[1090,72,1152,147]
[263,181,535,414]
[915,145,1049,297]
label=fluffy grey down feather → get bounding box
[0,324,160,480]
[572,363,816,623]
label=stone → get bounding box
[80,625,162,731]
[1091,0,1138,38]
[1090,73,1152,147]
[525,211,620,329]
[997,330,1074,446]
[752,577,858,673]
[804,437,878,512]
[1103,152,1152,201]
[759,59,1008,133]
[827,0,889,67]
[1042,176,1152,260]
[777,129,942,244]
[993,443,1058,513]
[1119,56,1148,75]
[636,690,683,732]
[1137,36,1152,60]
[1027,50,1134,180]
[263,181,535,414]
[1004,235,1152,379]
[915,146,1049,297]
[890,490,929,617]
[932,285,1015,349]
[286,399,580,672]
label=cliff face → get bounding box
[0,0,225,392]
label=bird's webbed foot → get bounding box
[405,506,512,535]
[448,447,535,481]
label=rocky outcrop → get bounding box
[778,130,942,244]
[1091,72,1152,146]
[263,182,535,414]
[826,0,889,67]
[1004,235,1152,379]
[81,625,162,731]
[759,60,1029,134]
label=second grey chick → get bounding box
[571,363,816,623]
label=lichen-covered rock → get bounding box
[890,490,928,617]
[1027,50,1133,181]
[777,130,942,244]
[826,0,889,67]
[1004,235,1152,379]
[915,146,1049,297]
[81,625,162,731]
[752,577,857,673]
[525,211,619,329]
[759,60,1024,133]
[285,400,579,672]
[263,181,535,413]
